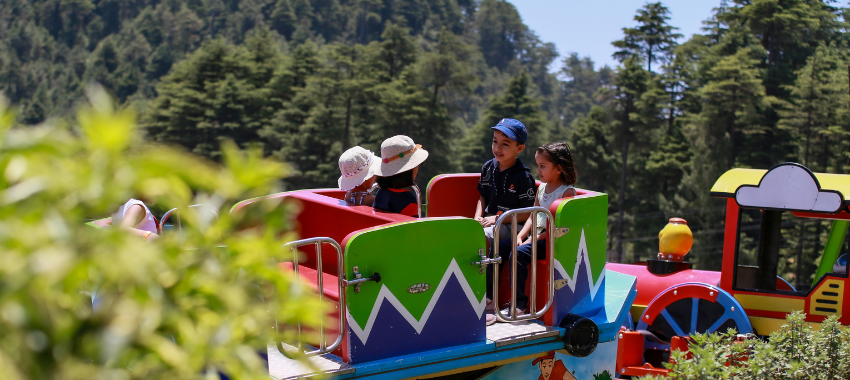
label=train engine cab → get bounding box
[712,163,850,335]
[612,162,850,377]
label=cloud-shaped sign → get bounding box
[735,163,843,213]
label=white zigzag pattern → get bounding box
[346,258,487,346]
[347,229,605,345]
[552,228,605,300]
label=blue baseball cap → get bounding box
[491,118,527,145]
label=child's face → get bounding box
[491,131,524,166]
[535,151,562,184]
[362,175,377,189]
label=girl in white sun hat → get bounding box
[374,135,429,217]
[338,146,381,206]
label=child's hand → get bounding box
[516,234,527,246]
[484,215,498,226]
[518,234,541,246]
[474,216,491,227]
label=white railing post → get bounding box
[280,237,346,356]
[491,206,556,323]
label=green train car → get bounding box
[231,173,637,380]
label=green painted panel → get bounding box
[813,220,850,288]
[344,218,486,326]
[554,193,608,283]
[86,217,110,230]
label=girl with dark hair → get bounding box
[372,135,429,218]
[487,142,578,323]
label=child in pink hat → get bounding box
[338,146,381,206]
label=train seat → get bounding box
[429,174,596,322]
[278,262,341,302]
[427,174,482,218]
[234,189,415,276]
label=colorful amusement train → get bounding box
[88,162,850,379]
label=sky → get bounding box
[509,0,720,73]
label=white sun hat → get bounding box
[375,135,429,177]
[338,146,381,191]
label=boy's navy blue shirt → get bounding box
[477,158,536,215]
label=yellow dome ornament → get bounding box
[646,218,695,275]
[658,217,693,262]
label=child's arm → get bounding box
[125,227,160,242]
[474,196,492,227]
[120,204,146,229]
[520,187,575,244]
[515,195,539,245]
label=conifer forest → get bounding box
[4,0,850,287]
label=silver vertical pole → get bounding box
[510,216,518,319]
[292,246,302,350]
[315,241,325,351]
[530,209,538,315]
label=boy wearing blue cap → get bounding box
[474,118,536,322]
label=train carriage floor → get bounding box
[269,320,561,380]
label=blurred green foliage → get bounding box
[644,311,850,379]
[0,86,320,379]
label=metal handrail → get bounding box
[491,206,556,323]
[158,204,221,235]
[280,237,346,356]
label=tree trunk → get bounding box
[727,85,739,168]
[616,129,629,263]
[794,219,806,289]
[344,96,352,149]
[432,83,440,108]
[358,2,367,45]
[647,43,653,72]
[667,86,676,132]
[803,66,817,167]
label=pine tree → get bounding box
[569,106,616,193]
[612,2,682,72]
[779,43,847,172]
[372,70,458,188]
[609,56,651,263]
[373,21,417,81]
[460,71,548,173]
[713,0,844,169]
[557,53,614,137]
[475,0,527,71]
[676,48,767,270]
[145,37,279,158]
[418,28,478,109]
[699,48,768,169]
[270,0,297,39]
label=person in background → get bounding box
[373,135,429,218]
[113,198,159,242]
[475,118,536,323]
[338,146,381,206]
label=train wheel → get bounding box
[636,282,752,343]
